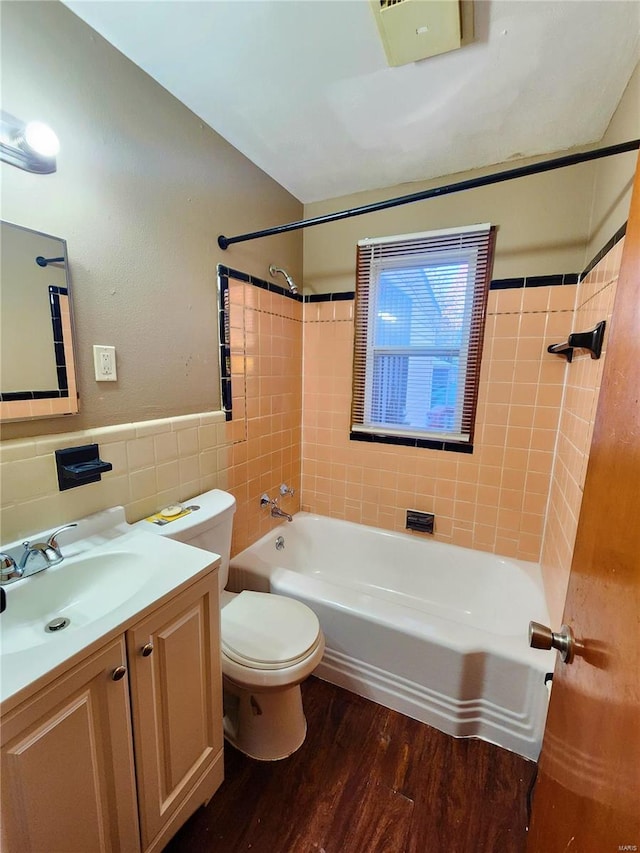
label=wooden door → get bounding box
[0,637,140,853]
[528,160,640,848]
[126,573,224,853]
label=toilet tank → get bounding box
[139,489,236,591]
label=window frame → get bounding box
[351,224,495,451]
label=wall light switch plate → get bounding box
[93,345,117,381]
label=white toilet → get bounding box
[141,489,325,761]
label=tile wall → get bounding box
[301,283,576,561]
[224,278,303,555]
[0,242,622,611]
[0,412,230,543]
[541,239,624,624]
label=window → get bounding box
[351,224,495,448]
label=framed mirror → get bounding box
[1,221,79,421]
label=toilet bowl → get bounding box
[220,590,325,759]
[138,489,324,760]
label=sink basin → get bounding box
[0,512,218,709]
[0,550,156,655]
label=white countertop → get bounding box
[0,529,219,710]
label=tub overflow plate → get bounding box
[275,535,285,551]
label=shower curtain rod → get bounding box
[218,138,640,250]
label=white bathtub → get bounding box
[229,513,555,760]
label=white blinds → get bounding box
[352,224,495,444]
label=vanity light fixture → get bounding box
[0,110,59,174]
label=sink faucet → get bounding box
[0,553,22,584]
[20,523,78,572]
[1,523,78,585]
[260,494,293,523]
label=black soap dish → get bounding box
[55,444,113,491]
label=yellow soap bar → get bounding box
[144,507,192,525]
[160,504,184,518]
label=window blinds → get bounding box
[351,224,495,444]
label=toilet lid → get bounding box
[221,591,321,670]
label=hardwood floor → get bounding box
[164,677,536,853]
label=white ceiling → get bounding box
[64,0,639,204]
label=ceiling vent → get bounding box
[371,0,474,67]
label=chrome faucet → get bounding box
[260,493,293,522]
[0,523,78,585]
[0,553,21,584]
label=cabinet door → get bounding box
[1,637,140,853]
[126,574,223,851]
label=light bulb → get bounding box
[23,121,60,158]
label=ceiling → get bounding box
[64,1,639,204]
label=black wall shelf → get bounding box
[55,444,112,491]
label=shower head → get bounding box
[269,264,298,295]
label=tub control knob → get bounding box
[529,621,574,663]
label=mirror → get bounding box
[1,220,79,421]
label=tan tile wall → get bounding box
[301,285,576,561]
[0,412,230,543]
[224,282,303,555]
[541,239,624,624]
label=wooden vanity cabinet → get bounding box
[126,572,223,852]
[0,570,223,853]
[0,636,140,853]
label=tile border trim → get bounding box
[301,271,583,301]
[217,264,303,424]
[0,286,70,402]
[217,265,303,302]
[581,221,627,280]
[304,291,356,303]
[349,430,474,454]
[489,273,580,291]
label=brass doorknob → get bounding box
[529,621,574,663]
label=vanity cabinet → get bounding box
[0,571,223,853]
[126,573,223,852]
[0,637,140,852]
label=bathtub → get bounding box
[229,513,555,760]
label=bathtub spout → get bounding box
[260,492,293,522]
[271,505,293,522]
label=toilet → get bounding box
[140,488,325,761]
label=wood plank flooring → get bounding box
[164,677,536,853]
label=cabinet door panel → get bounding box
[156,605,210,789]
[127,574,222,850]
[1,638,139,853]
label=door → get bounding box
[126,574,223,852]
[0,637,140,853]
[527,160,640,849]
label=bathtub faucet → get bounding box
[260,493,293,522]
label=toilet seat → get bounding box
[221,591,321,671]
